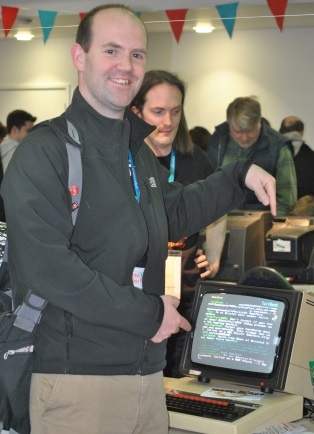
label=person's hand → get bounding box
[244,164,277,216]
[194,249,219,278]
[205,259,220,278]
[151,295,191,344]
[195,250,210,278]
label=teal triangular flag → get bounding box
[38,10,58,43]
[135,12,142,18]
[216,2,239,38]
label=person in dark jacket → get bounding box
[279,115,314,199]
[2,5,277,434]
[208,97,297,215]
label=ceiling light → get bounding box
[193,25,215,34]
[14,32,34,41]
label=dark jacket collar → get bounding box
[65,87,155,155]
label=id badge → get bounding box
[165,250,182,298]
[132,266,145,290]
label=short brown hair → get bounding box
[6,110,36,133]
[227,97,261,131]
[76,4,146,52]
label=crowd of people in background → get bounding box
[2,100,313,220]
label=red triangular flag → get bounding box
[166,9,188,43]
[1,6,19,37]
[79,12,87,20]
[267,0,288,31]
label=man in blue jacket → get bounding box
[208,97,296,215]
[2,5,277,434]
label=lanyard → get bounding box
[168,149,176,183]
[128,150,140,203]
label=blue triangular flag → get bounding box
[216,2,239,38]
[38,10,58,43]
[135,12,142,18]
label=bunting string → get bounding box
[1,1,314,43]
[143,13,314,24]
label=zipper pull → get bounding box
[4,350,15,360]
[4,345,34,360]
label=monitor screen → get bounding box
[180,280,311,396]
[191,292,286,375]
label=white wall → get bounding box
[0,27,313,147]
[0,38,77,123]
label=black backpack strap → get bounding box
[13,290,48,332]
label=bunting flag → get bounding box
[135,12,142,19]
[38,10,58,43]
[1,5,19,37]
[166,9,188,43]
[216,2,239,39]
[79,12,87,20]
[267,0,288,31]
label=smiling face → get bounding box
[132,83,182,156]
[71,8,147,119]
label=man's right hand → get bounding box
[151,295,191,343]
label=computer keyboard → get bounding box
[166,392,257,422]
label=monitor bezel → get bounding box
[180,281,303,391]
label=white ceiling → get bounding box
[1,0,314,39]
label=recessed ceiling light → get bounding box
[193,25,215,33]
[14,32,34,41]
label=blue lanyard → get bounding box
[128,150,140,203]
[168,149,176,183]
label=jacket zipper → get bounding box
[137,339,148,374]
[64,311,73,360]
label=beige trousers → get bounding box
[30,371,169,434]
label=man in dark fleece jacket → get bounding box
[2,5,276,434]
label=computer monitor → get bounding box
[265,216,314,283]
[180,280,314,399]
[210,211,272,282]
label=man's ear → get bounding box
[10,125,19,139]
[131,106,141,117]
[71,43,85,72]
